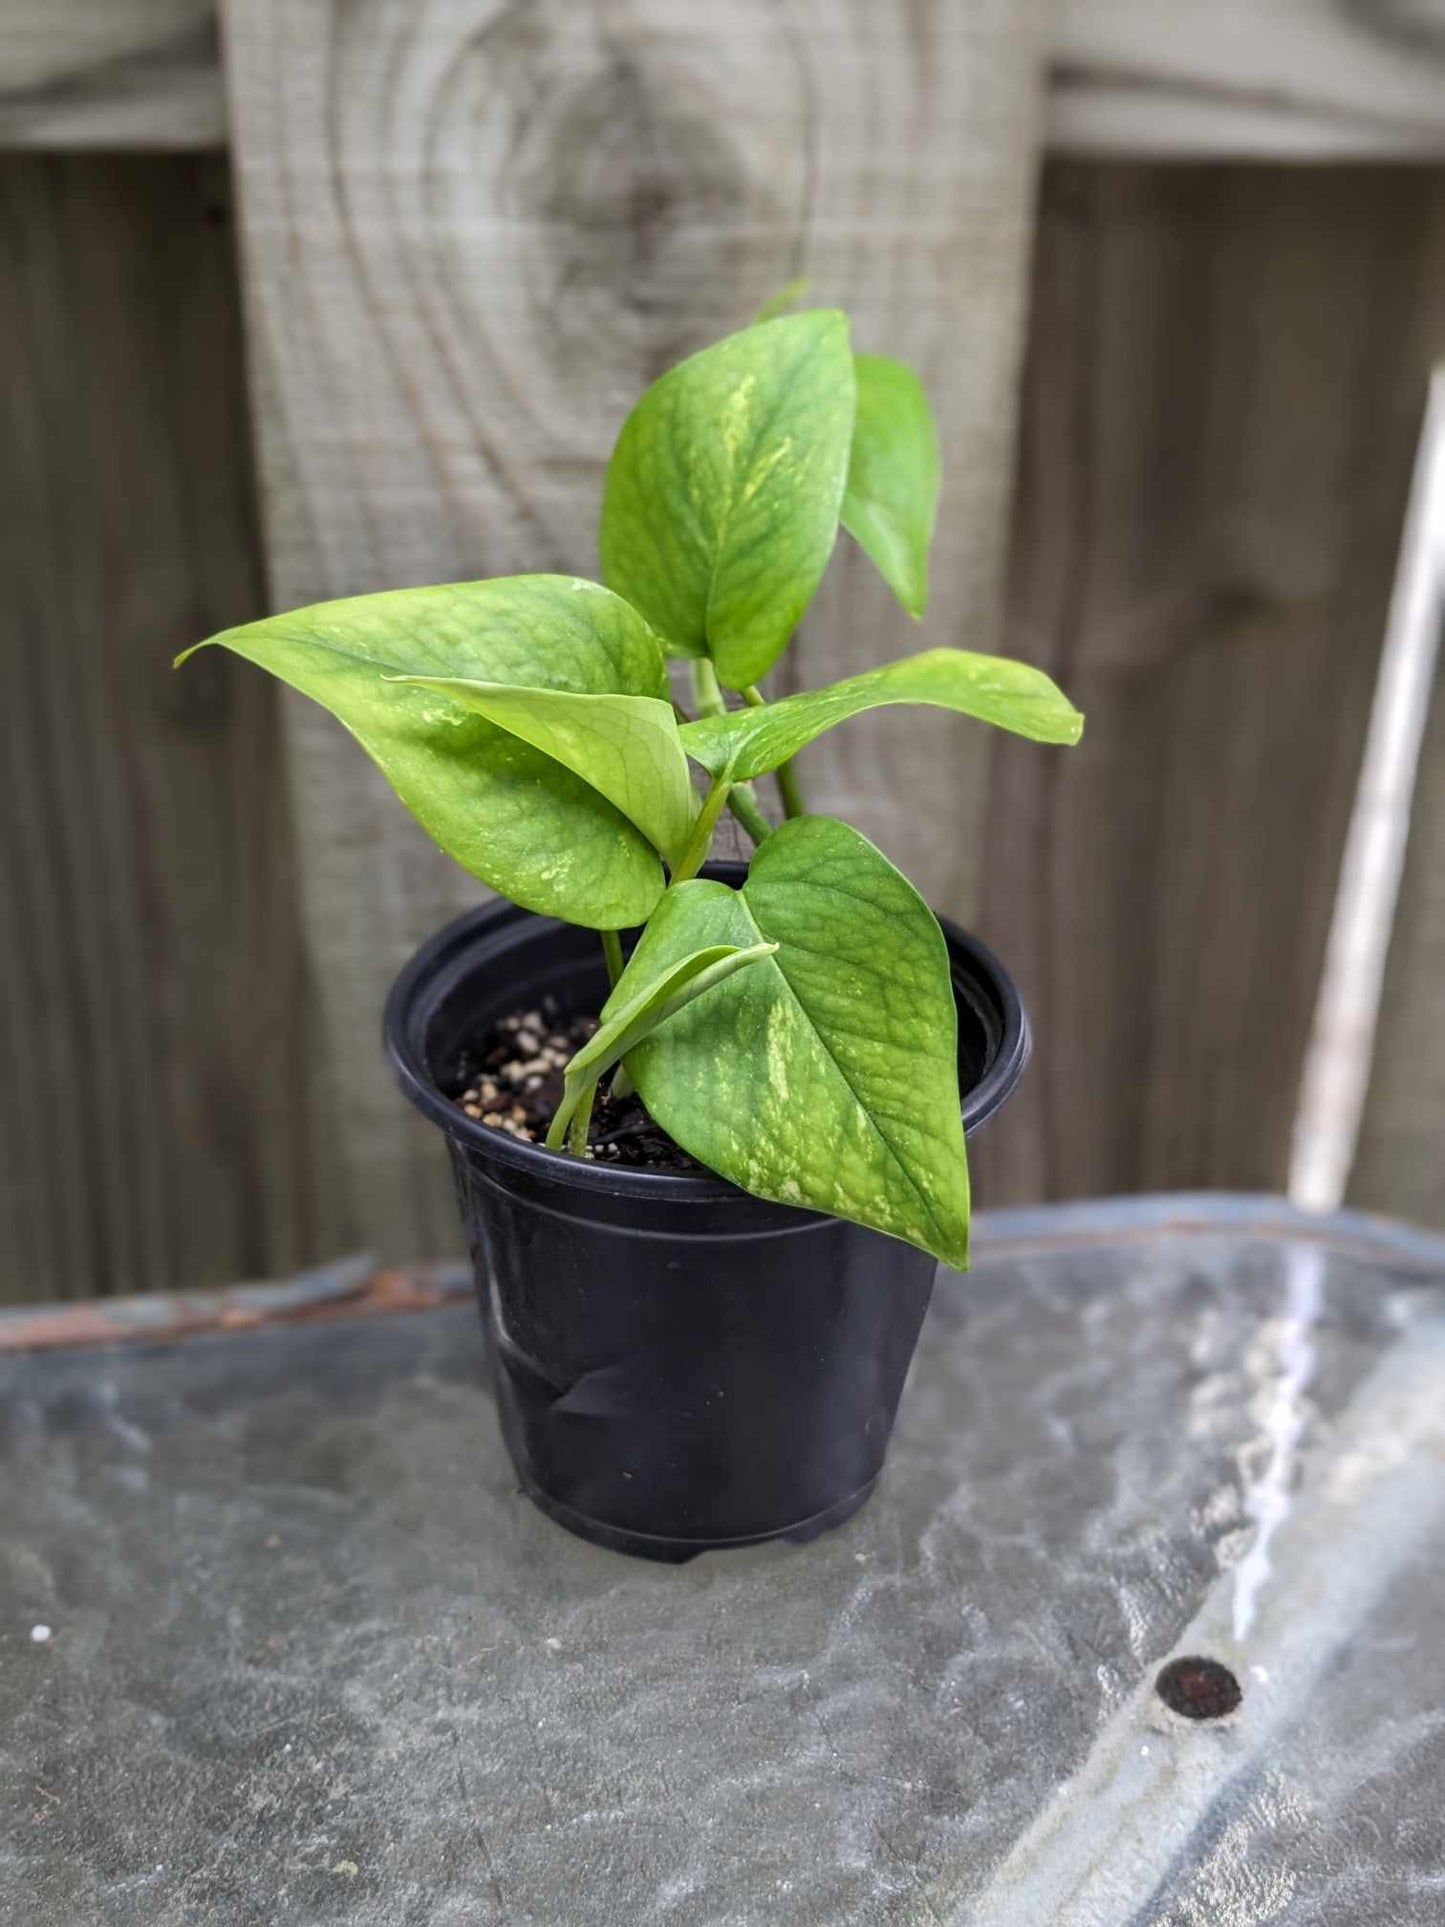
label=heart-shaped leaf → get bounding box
[612,815,971,1265]
[178,576,670,929]
[386,678,696,866]
[598,312,856,690]
[841,353,941,618]
[680,647,1084,781]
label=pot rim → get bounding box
[383,879,1030,1204]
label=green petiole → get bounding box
[670,755,740,886]
[743,683,805,818]
[693,662,774,848]
[601,928,624,987]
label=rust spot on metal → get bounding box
[0,1306,134,1352]
[1155,1655,1242,1721]
[0,1263,472,1354]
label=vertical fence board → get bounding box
[0,153,350,1301]
[1352,658,1445,1228]
[221,0,1052,1259]
[973,162,1445,1207]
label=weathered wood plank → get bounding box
[10,1,1445,160]
[219,0,1052,1259]
[0,153,350,1301]
[972,162,1445,1206]
[1048,82,1445,163]
[0,1,225,149]
[1050,0,1445,159]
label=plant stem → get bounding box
[743,683,804,818]
[727,784,772,846]
[546,1071,595,1154]
[774,759,805,819]
[670,765,735,884]
[692,658,772,847]
[543,1087,573,1152]
[601,928,624,988]
[692,657,726,719]
[566,1079,597,1156]
[610,1062,634,1102]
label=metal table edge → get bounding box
[2,1191,1442,1354]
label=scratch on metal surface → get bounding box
[920,1311,1445,1927]
[1232,1243,1324,1642]
[0,1258,473,1353]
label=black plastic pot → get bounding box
[385,866,1029,1562]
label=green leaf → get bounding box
[612,816,971,1266]
[680,647,1084,781]
[547,939,777,1151]
[177,576,670,929]
[841,353,941,617]
[578,942,778,1085]
[385,678,696,866]
[598,312,856,690]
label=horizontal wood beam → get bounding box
[1049,78,1445,162]
[1049,1,1445,160]
[0,2,225,149]
[7,2,1445,158]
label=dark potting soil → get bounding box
[449,999,703,1173]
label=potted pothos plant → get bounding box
[181,306,1081,1561]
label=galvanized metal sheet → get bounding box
[1,1196,1442,1924]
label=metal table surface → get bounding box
[2,1194,1442,1926]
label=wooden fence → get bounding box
[1,2,1442,1302]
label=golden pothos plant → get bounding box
[181,307,1082,1267]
